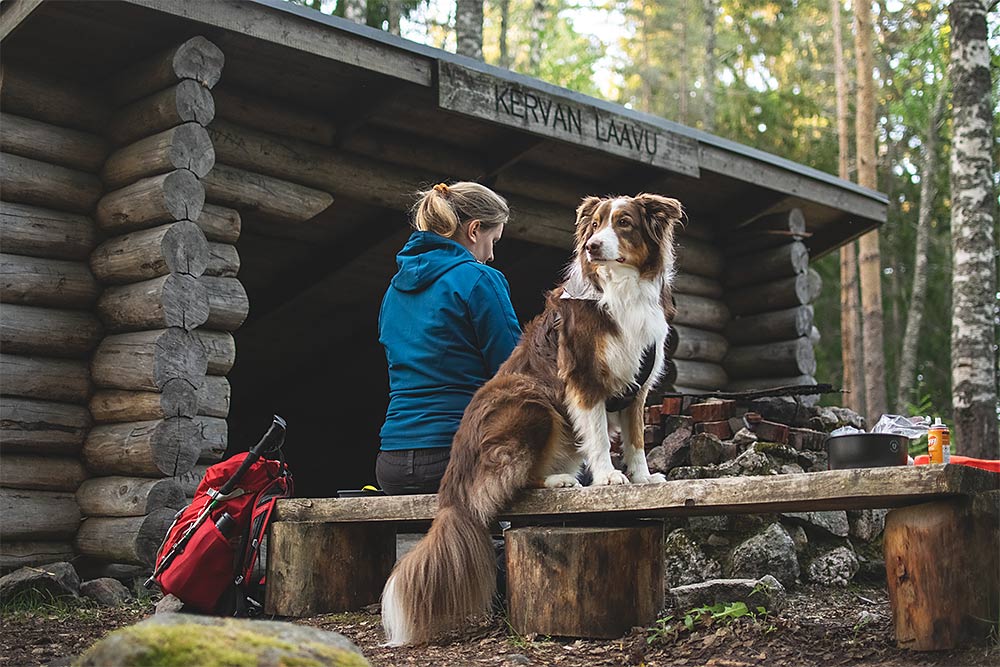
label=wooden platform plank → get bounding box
[274,465,999,523]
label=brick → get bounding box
[695,420,733,440]
[690,399,737,423]
[661,396,684,415]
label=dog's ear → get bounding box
[635,193,683,226]
[636,193,684,244]
[575,196,602,226]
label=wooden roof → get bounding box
[2,0,887,258]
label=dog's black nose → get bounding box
[587,239,603,253]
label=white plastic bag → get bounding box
[871,414,931,439]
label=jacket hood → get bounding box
[390,230,477,292]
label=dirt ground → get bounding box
[1,583,997,667]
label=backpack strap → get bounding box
[238,479,289,585]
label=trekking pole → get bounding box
[144,415,287,589]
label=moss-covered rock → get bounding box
[73,613,370,667]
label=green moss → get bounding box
[753,442,798,460]
[74,620,369,667]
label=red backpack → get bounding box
[146,416,292,615]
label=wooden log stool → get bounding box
[265,522,395,617]
[884,491,999,650]
[506,522,664,638]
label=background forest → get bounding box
[296,0,1000,441]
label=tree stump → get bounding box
[265,522,396,617]
[506,523,664,638]
[884,493,999,650]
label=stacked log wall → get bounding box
[77,36,234,569]
[0,67,108,572]
[667,229,730,393]
[721,209,821,403]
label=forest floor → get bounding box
[1,583,997,667]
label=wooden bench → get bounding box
[267,465,999,650]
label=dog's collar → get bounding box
[605,343,657,413]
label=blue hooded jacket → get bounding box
[378,231,521,451]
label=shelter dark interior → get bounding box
[228,215,571,499]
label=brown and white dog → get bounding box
[381,193,683,645]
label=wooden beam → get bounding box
[717,189,791,230]
[700,144,887,225]
[207,119,575,248]
[124,0,433,87]
[0,0,44,43]
[476,135,545,184]
[438,61,699,178]
[244,215,403,325]
[274,464,1000,523]
[331,84,407,146]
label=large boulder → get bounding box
[73,613,370,667]
[807,546,860,587]
[668,574,786,615]
[0,562,80,601]
[847,509,889,542]
[781,511,850,538]
[717,447,777,477]
[647,424,693,474]
[80,578,131,607]
[729,522,799,588]
[663,528,721,589]
[689,433,723,466]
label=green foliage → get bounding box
[483,0,605,96]
[647,599,770,645]
[290,0,423,31]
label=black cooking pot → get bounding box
[826,433,909,470]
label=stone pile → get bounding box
[638,395,886,606]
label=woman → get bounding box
[376,181,521,495]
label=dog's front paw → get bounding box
[592,470,630,486]
[544,473,582,488]
[629,472,667,484]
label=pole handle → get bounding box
[217,415,286,497]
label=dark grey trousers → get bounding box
[375,448,450,495]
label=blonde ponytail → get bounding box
[412,181,509,238]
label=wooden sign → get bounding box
[438,61,700,177]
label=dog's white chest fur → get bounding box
[598,266,668,390]
[563,262,668,392]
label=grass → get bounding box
[1,588,98,619]
[0,585,154,622]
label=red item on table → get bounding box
[913,454,1000,473]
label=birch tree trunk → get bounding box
[343,0,366,25]
[528,0,547,74]
[701,0,719,132]
[833,0,866,418]
[897,90,946,412]
[456,0,484,60]
[948,0,999,459]
[388,0,401,35]
[678,20,689,125]
[499,0,511,69]
[853,0,888,426]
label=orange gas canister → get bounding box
[927,418,951,464]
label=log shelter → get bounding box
[0,0,888,572]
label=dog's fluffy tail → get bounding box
[381,505,495,646]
